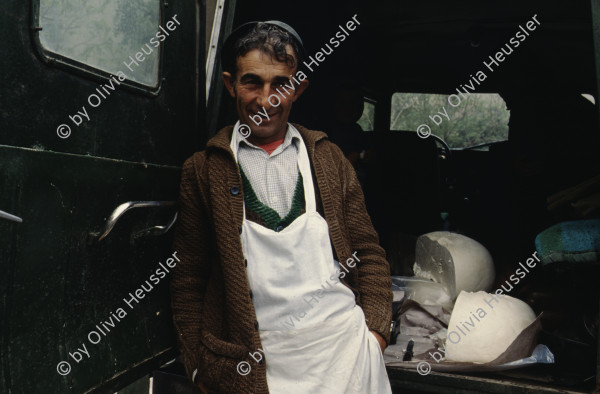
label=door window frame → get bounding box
[30,0,166,96]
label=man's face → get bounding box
[222,47,308,144]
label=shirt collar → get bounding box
[235,122,301,154]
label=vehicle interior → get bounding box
[208,0,600,392]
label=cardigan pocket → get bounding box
[200,330,248,359]
[197,331,249,391]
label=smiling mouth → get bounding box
[250,110,279,120]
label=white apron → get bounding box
[231,123,391,394]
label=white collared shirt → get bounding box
[234,122,301,218]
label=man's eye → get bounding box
[241,80,261,87]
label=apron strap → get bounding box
[296,136,316,213]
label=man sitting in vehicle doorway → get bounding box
[171,21,392,394]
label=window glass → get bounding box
[39,0,160,87]
[357,101,375,131]
[390,93,509,149]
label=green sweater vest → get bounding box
[239,166,305,231]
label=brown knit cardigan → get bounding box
[171,124,393,393]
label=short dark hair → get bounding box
[222,22,304,77]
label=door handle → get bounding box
[91,201,177,242]
[132,211,178,241]
[0,209,22,223]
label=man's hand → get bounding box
[196,380,208,393]
[370,330,387,353]
[192,369,208,393]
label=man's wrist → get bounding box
[370,330,387,352]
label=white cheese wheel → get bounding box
[413,232,495,300]
[445,291,536,363]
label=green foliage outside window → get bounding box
[390,93,509,149]
[357,101,375,131]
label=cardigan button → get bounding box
[276,225,284,232]
[238,226,242,234]
[230,186,240,195]
[249,290,253,299]
[244,259,248,267]
[254,321,259,330]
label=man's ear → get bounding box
[222,72,236,98]
[292,79,309,103]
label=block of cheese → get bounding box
[413,232,495,300]
[445,291,536,363]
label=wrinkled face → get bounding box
[223,47,308,144]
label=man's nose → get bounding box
[256,84,273,109]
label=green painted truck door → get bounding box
[0,0,204,392]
